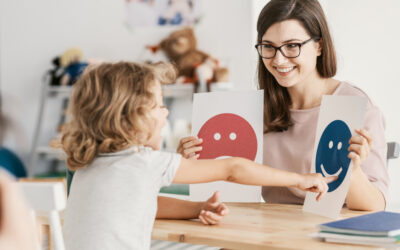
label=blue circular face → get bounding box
[315,120,352,192]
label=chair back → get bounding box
[19,182,66,250]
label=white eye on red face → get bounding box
[197,113,258,161]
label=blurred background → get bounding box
[0,0,399,209]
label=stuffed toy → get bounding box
[47,57,65,86]
[150,27,229,91]
[60,48,88,86]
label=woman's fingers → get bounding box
[355,128,373,146]
[348,144,368,161]
[183,138,203,149]
[177,136,203,158]
[183,146,202,158]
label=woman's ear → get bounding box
[317,38,322,56]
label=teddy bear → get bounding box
[149,27,229,92]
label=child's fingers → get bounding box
[324,175,338,184]
[316,191,325,201]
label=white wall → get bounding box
[0,0,254,171]
[252,0,400,209]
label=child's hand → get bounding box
[348,128,373,170]
[177,136,203,159]
[198,191,229,225]
[296,173,337,201]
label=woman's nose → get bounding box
[272,49,288,65]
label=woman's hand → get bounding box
[177,136,203,159]
[348,128,373,169]
[296,173,337,201]
[198,191,229,225]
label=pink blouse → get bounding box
[262,82,390,205]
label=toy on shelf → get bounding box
[47,57,65,86]
[60,48,88,86]
[147,27,229,92]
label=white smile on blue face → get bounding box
[320,163,343,177]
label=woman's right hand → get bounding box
[296,173,337,201]
[177,136,203,159]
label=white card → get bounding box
[303,95,367,218]
[190,90,263,202]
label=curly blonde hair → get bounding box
[61,61,176,170]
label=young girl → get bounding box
[61,61,334,250]
[178,0,389,211]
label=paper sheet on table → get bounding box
[303,95,367,219]
[190,90,263,202]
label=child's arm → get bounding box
[156,191,229,225]
[173,157,336,201]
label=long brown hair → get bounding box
[257,0,337,132]
[61,62,176,170]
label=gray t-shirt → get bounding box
[63,146,181,250]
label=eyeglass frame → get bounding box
[254,37,320,59]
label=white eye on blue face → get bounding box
[337,141,342,150]
[329,140,333,149]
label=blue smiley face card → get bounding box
[303,95,367,219]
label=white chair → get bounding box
[18,182,66,250]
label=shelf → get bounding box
[162,84,194,98]
[36,146,66,160]
[46,86,73,98]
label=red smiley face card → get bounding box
[190,90,264,202]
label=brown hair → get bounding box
[61,62,176,170]
[256,0,337,132]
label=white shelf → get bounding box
[36,146,66,160]
[46,86,73,98]
[162,84,194,98]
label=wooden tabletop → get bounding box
[152,203,378,250]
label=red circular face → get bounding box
[197,113,257,161]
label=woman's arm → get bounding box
[346,128,386,211]
[173,157,335,201]
[156,191,229,225]
[346,167,385,211]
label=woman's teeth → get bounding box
[276,67,295,73]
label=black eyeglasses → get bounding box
[255,38,318,59]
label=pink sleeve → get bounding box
[361,105,390,206]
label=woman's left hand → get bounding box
[348,128,373,169]
[198,191,229,225]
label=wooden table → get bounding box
[152,203,378,250]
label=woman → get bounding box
[178,0,389,211]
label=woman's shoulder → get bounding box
[335,81,378,109]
